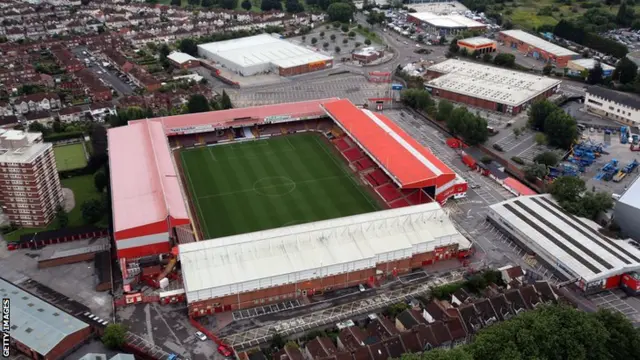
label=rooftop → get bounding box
[569,58,615,71]
[0,277,90,356]
[180,202,470,303]
[197,34,333,70]
[500,30,578,57]
[426,59,562,107]
[108,120,189,238]
[167,51,198,64]
[489,195,640,283]
[410,12,486,29]
[0,130,49,164]
[458,37,496,47]
[322,99,456,189]
[587,85,640,110]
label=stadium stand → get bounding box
[377,183,402,202]
[343,148,365,162]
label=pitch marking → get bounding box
[253,176,297,197]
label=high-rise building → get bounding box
[0,130,63,227]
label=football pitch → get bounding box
[53,143,88,171]
[180,133,380,239]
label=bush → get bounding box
[102,323,127,349]
[511,156,525,165]
[481,155,493,164]
[43,131,84,142]
[493,143,504,152]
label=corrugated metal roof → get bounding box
[0,278,89,356]
[110,354,136,360]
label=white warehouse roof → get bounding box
[500,30,578,57]
[197,34,333,70]
[569,58,615,72]
[167,51,197,64]
[488,195,640,285]
[180,203,470,303]
[410,12,486,28]
[426,59,562,107]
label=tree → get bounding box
[436,99,454,122]
[446,107,489,145]
[449,38,459,53]
[577,191,614,219]
[219,0,237,9]
[319,31,325,38]
[401,89,434,113]
[528,100,556,131]
[327,2,353,23]
[179,38,198,57]
[285,0,304,13]
[550,176,586,203]
[482,53,492,62]
[384,302,409,318]
[544,109,578,149]
[535,132,548,145]
[82,199,104,224]
[187,94,211,113]
[334,46,341,53]
[241,0,252,9]
[301,35,306,42]
[55,205,68,229]
[595,310,640,360]
[202,0,215,6]
[261,0,282,11]
[102,324,127,349]
[524,163,547,181]
[323,42,329,49]
[311,37,318,45]
[533,151,559,167]
[587,62,604,84]
[348,31,355,38]
[187,0,199,5]
[493,53,516,68]
[220,90,232,110]
[330,34,336,42]
[271,332,285,349]
[171,0,181,5]
[94,170,108,193]
[513,127,522,138]
[616,1,635,27]
[543,63,553,75]
[614,57,638,84]
[28,121,50,135]
[342,38,348,44]
[340,24,349,33]
[364,39,371,46]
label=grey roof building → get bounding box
[79,354,135,360]
[615,176,640,241]
[0,277,92,360]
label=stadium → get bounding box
[108,98,471,316]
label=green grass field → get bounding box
[54,143,87,171]
[180,133,380,239]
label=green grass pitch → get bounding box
[180,133,381,239]
[53,143,88,171]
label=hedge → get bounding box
[44,131,84,142]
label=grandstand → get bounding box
[109,98,470,312]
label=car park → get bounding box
[195,331,207,341]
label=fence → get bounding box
[7,227,109,250]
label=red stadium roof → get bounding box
[322,99,456,189]
[140,98,339,135]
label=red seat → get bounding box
[377,183,401,202]
[389,198,410,208]
[334,138,350,151]
[371,169,388,186]
[343,148,364,162]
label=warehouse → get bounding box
[498,30,579,67]
[424,59,562,115]
[180,203,472,316]
[407,12,486,35]
[1,277,92,360]
[457,37,496,54]
[197,34,333,76]
[584,85,640,125]
[566,58,614,78]
[614,176,640,241]
[488,195,640,293]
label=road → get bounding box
[70,46,134,95]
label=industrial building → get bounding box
[180,202,471,315]
[352,47,385,64]
[488,195,640,293]
[425,59,562,115]
[0,129,63,227]
[456,37,496,54]
[566,58,614,78]
[407,12,486,35]
[1,277,92,360]
[498,30,579,67]
[167,51,200,69]
[584,86,640,126]
[615,176,640,241]
[197,34,333,77]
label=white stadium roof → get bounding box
[197,34,333,70]
[180,203,471,303]
[426,59,562,107]
[410,12,486,29]
[489,195,640,284]
[500,30,578,57]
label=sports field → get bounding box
[180,133,380,239]
[54,143,87,171]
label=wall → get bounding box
[613,201,640,241]
[497,33,575,67]
[45,326,93,360]
[38,252,96,268]
[278,59,333,76]
[584,92,640,126]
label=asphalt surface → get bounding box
[71,46,134,95]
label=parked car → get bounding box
[218,345,233,357]
[195,331,207,341]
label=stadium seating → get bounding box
[370,169,389,186]
[376,183,402,202]
[355,158,375,172]
[334,138,351,152]
[389,198,410,209]
[343,148,364,162]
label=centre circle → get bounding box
[253,176,296,196]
